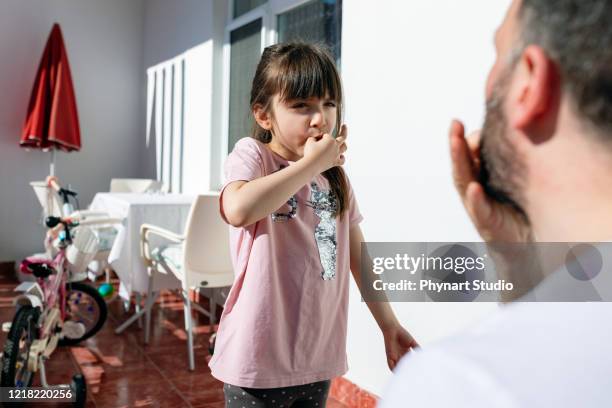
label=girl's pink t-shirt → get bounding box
[208,137,363,388]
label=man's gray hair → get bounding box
[519,0,612,133]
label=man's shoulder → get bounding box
[380,302,612,408]
[434,302,612,363]
[379,344,519,408]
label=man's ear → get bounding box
[253,104,272,130]
[508,45,556,130]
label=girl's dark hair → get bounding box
[250,42,348,217]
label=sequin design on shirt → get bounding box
[271,165,298,222]
[271,196,298,222]
[307,182,338,280]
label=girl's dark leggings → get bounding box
[223,380,331,408]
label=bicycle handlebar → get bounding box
[46,176,61,192]
[45,216,63,229]
[45,216,73,243]
[45,215,122,229]
[46,176,77,205]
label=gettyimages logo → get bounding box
[361,242,611,302]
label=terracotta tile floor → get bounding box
[0,272,348,408]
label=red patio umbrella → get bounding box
[20,23,81,175]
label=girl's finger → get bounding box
[337,123,348,140]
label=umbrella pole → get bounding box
[50,149,56,176]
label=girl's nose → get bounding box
[310,108,326,128]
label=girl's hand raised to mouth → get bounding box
[304,124,348,173]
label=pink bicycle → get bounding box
[1,182,119,406]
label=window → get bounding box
[228,19,263,153]
[233,0,266,19]
[278,0,342,62]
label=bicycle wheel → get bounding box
[59,282,107,346]
[1,305,39,387]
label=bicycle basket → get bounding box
[30,181,62,218]
[66,226,99,274]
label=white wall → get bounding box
[341,0,512,395]
[143,0,217,69]
[0,0,145,262]
[141,0,227,192]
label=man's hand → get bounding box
[449,119,531,243]
[382,324,419,371]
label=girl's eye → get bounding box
[291,102,308,109]
[325,101,337,108]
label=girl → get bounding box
[209,42,417,408]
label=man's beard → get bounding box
[479,73,530,224]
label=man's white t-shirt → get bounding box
[380,296,612,406]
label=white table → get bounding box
[90,193,194,332]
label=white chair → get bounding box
[140,194,234,370]
[110,178,167,193]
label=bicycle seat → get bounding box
[21,260,55,279]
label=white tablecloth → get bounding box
[90,193,194,297]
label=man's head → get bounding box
[479,0,612,239]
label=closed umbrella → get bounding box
[20,23,81,176]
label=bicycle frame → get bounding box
[13,227,72,379]
[42,244,69,321]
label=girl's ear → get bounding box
[253,104,272,130]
